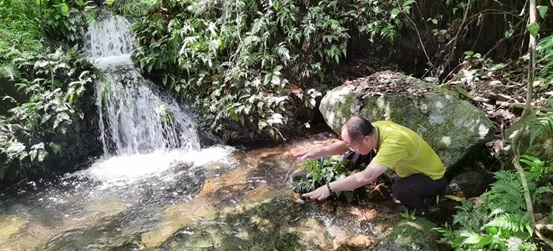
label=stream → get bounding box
[0,12,403,251]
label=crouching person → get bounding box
[294,116,447,217]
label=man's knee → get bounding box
[391,181,408,199]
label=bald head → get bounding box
[342,116,375,141]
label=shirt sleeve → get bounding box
[371,141,408,170]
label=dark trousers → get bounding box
[392,173,448,215]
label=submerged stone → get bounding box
[0,215,27,242]
[155,196,328,251]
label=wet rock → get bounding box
[427,200,460,226]
[0,215,27,241]
[44,220,142,251]
[334,234,375,250]
[155,196,329,250]
[168,161,194,173]
[445,170,494,198]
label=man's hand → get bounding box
[302,185,331,200]
[293,150,319,160]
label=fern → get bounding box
[484,213,533,235]
[482,171,526,213]
[537,35,553,87]
[528,111,553,147]
[435,168,550,251]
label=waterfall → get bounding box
[84,13,134,67]
[77,12,228,185]
[85,13,201,156]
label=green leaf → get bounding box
[490,63,506,71]
[390,8,400,19]
[537,6,549,19]
[528,22,540,37]
[504,29,514,39]
[402,0,416,7]
[60,3,69,14]
[454,85,474,99]
[444,195,464,202]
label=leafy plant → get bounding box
[527,110,553,147]
[520,154,553,175]
[434,169,550,251]
[0,46,97,182]
[291,157,350,199]
[0,0,44,80]
[400,208,417,220]
[38,0,97,48]
[106,0,155,18]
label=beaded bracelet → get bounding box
[326,183,333,193]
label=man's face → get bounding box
[341,128,374,155]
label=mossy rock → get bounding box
[369,218,441,251]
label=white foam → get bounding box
[77,145,235,186]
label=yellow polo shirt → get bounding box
[371,121,445,180]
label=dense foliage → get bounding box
[130,0,419,142]
[0,0,100,185]
[435,156,553,250]
[291,157,361,202]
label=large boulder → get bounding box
[320,71,494,169]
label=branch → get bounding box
[461,95,551,111]
[496,101,552,111]
[536,223,553,231]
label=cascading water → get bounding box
[86,14,200,156]
[77,13,232,185]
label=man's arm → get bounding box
[293,140,350,159]
[302,162,389,200]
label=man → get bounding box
[294,116,447,217]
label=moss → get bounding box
[371,218,440,251]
